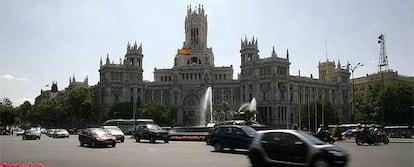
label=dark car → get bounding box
[22,129,41,140]
[133,124,169,143]
[206,125,256,152]
[78,128,116,148]
[248,130,349,167]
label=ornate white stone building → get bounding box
[95,5,351,127]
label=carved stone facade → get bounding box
[96,5,351,127]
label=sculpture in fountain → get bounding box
[200,86,260,127]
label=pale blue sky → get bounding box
[1,0,413,106]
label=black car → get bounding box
[248,130,349,167]
[22,129,41,140]
[206,125,256,152]
[78,128,116,148]
[133,124,169,143]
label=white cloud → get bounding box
[0,74,30,81]
[0,74,14,80]
[16,77,29,81]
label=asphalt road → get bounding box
[1,135,413,167]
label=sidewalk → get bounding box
[338,138,414,143]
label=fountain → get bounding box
[199,87,260,127]
[170,91,262,141]
[200,87,213,126]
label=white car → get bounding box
[53,129,70,138]
[100,126,125,143]
[16,128,25,136]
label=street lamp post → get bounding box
[346,62,364,122]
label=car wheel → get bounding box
[214,142,223,152]
[164,139,169,143]
[313,159,329,167]
[249,151,265,167]
[22,136,25,140]
[112,143,116,148]
[80,141,84,147]
[135,137,140,143]
[383,137,389,144]
[91,141,96,148]
[150,136,155,143]
[356,138,363,145]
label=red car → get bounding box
[78,128,116,148]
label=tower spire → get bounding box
[286,49,289,59]
[106,53,110,64]
[271,46,277,57]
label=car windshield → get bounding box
[104,126,121,131]
[25,130,36,133]
[92,129,109,136]
[298,131,326,145]
[57,129,68,133]
[147,124,163,130]
[241,126,256,136]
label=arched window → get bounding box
[191,57,198,64]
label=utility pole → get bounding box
[322,93,324,126]
[132,87,137,132]
[378,33,388,125]
[346,62,364,122]
[308,94,310,132]
[315,93,317,133]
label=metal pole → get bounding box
[322,93,324,126]
[315,94,317,133]
[287,84,290,129]
[308,94,310,132]
[132,87,136,132]
[352,69,355,122]
[299,99,301,129]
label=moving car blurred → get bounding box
[248,130,349,167]
[46,129,57,137]
[100,126,125,143]
[79,128,116,148]
[22,129,41,140]
[53,129,70,138]
[341,129,356,139]
[133,124,169,143]
[206,125,256,152]
[16,128,25,136]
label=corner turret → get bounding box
[240,36,259,66]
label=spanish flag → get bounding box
[179,47,191,55]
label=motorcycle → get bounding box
[315,131,335,144]
[354,130,378,145]
[376,133,390,144]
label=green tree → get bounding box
[141,102,173,126]
[0,98,17,130]
[35,99,63,127]
[18,101,32,123]
[299,100,339,132]
[355,82,413,125]
[64,87,95,128]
